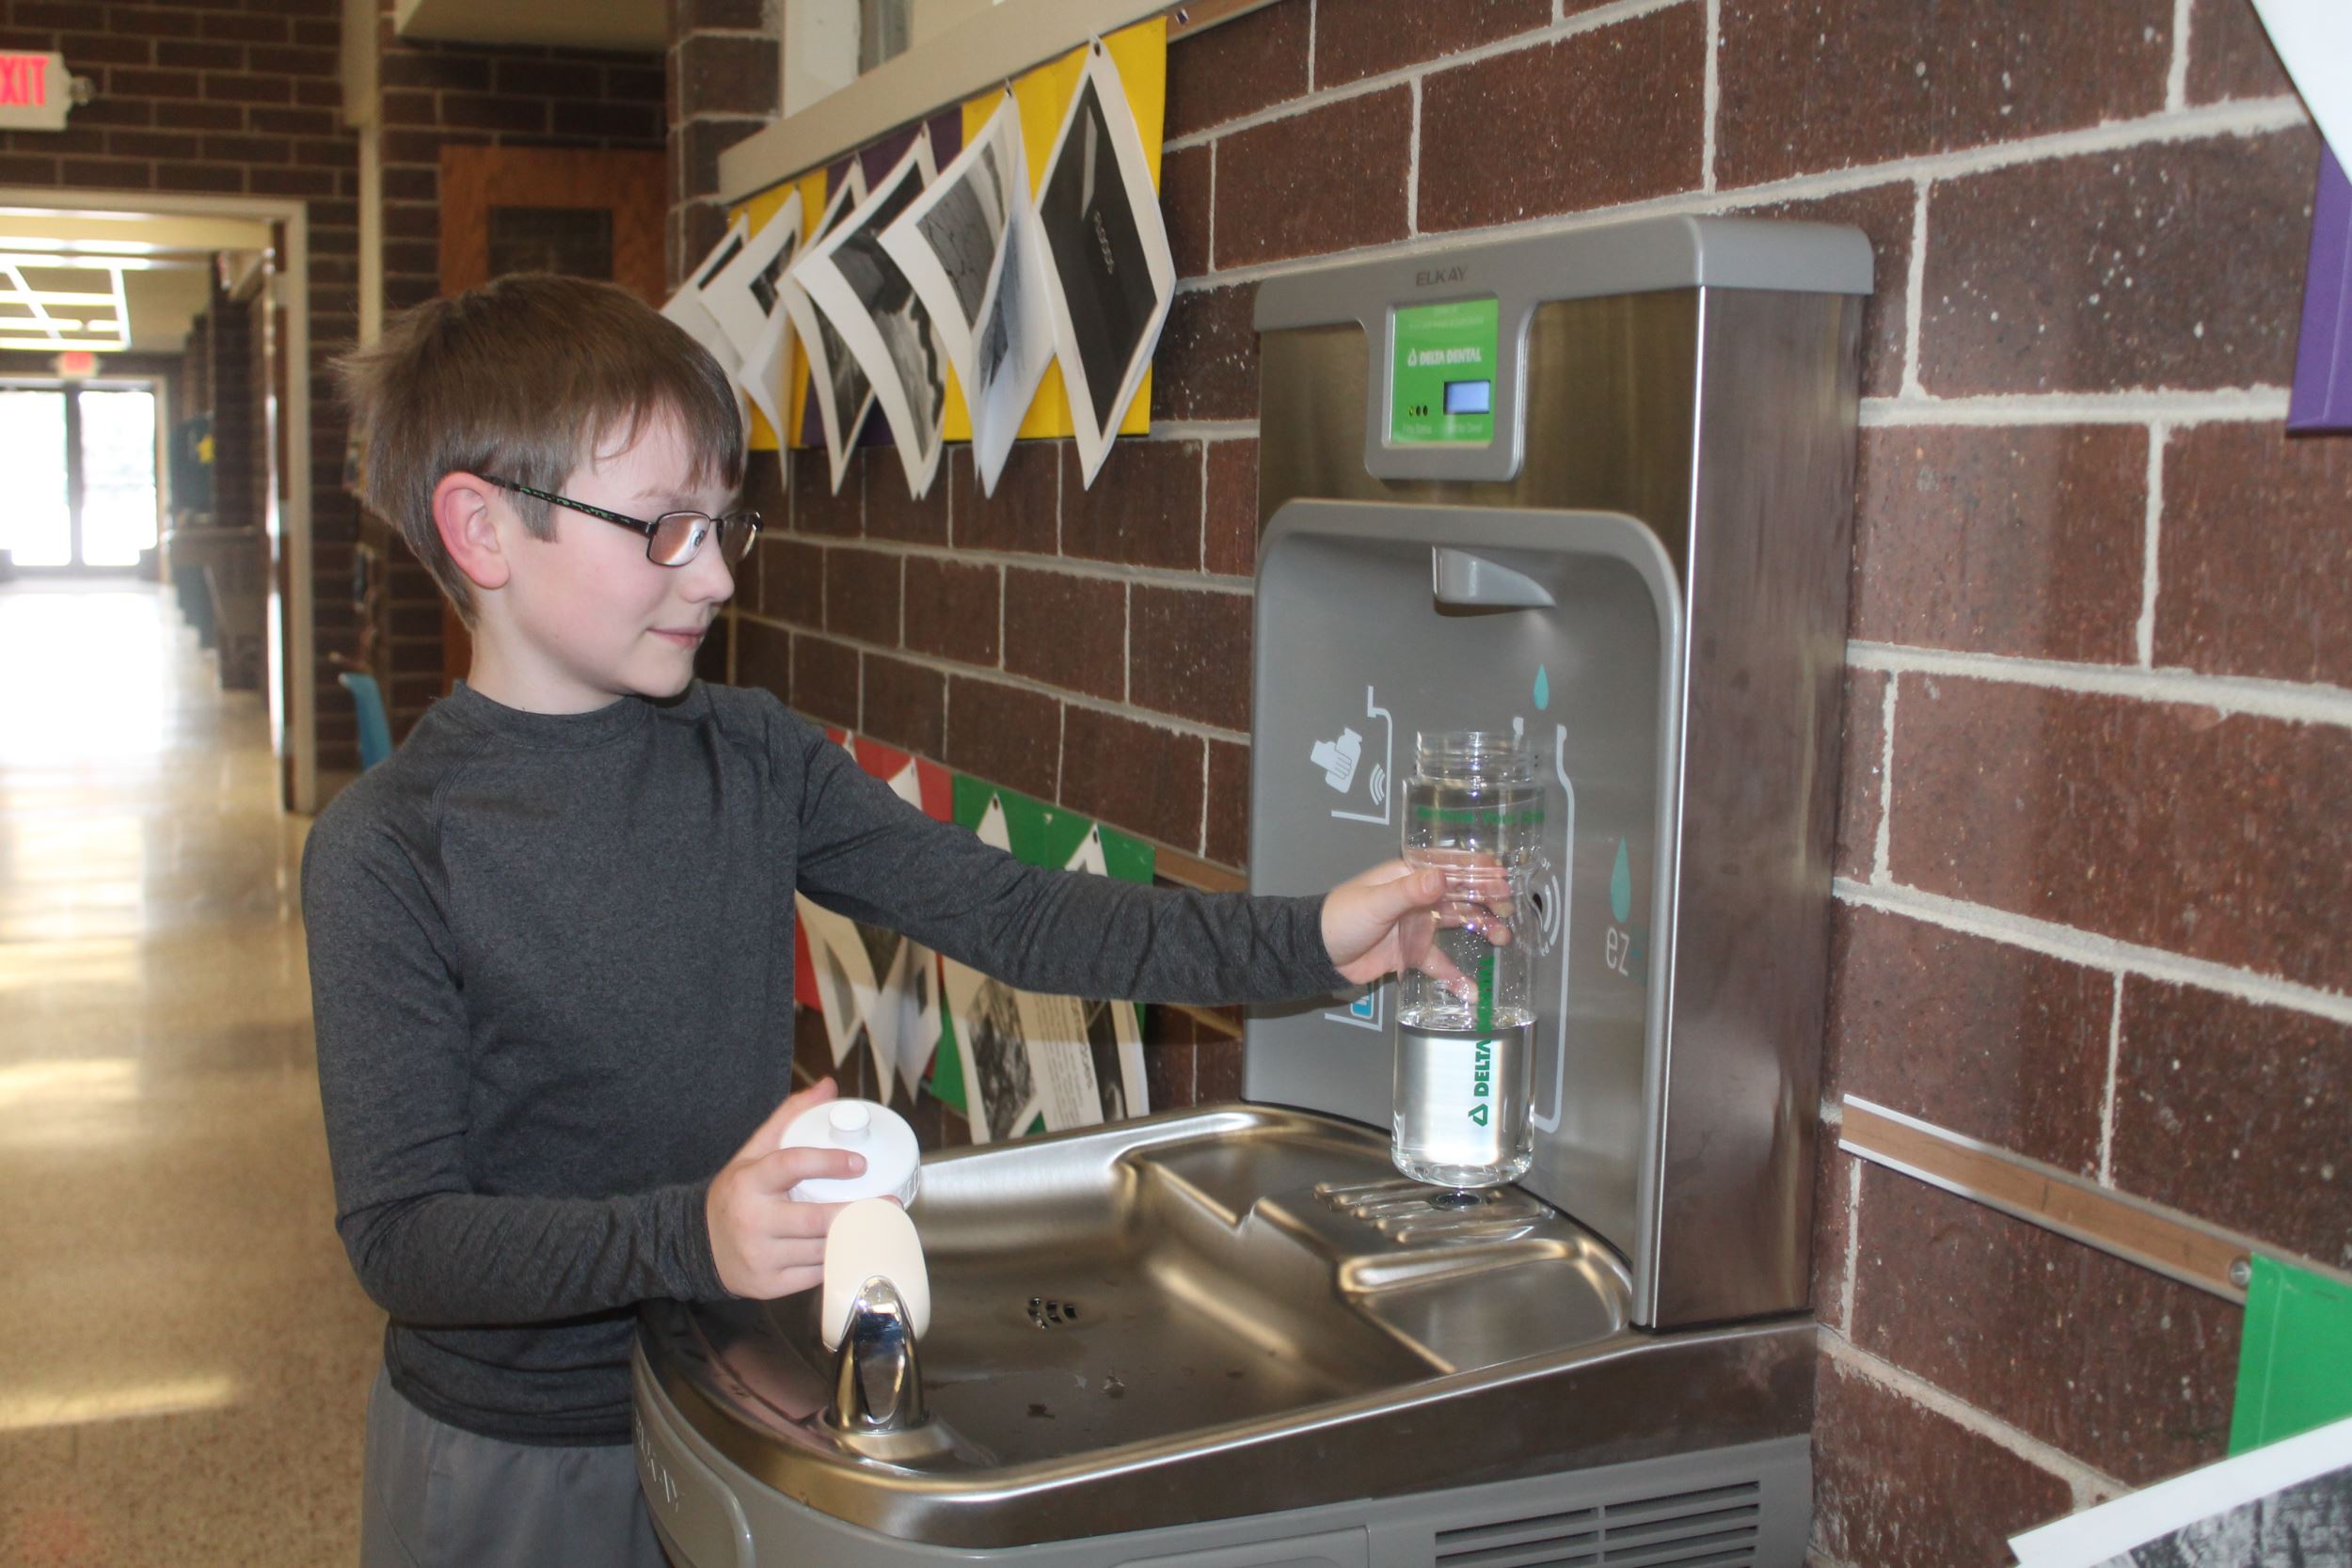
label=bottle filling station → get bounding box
[633,215,1872,1568]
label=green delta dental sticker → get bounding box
[1391,297,1499,446]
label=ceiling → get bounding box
[392,0,668,53]
[0,211,274,357]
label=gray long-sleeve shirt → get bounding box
[300,680,1342,1445]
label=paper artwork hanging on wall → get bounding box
[1033,41,1175,488]
[778,162,876,495]
[880,93,1057,497]
[795,135,953,499]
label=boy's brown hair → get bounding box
[338,273,745,622]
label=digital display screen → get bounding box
[1390,297,1499,446]
[1443,379,1492,416]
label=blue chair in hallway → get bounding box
[339,672,393,771]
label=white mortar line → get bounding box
[1840,1155,1863,1333]
[2169,0,2195,111]
[803,535,1258,594]
[1205,139,1216,273]
[1819,1335,2123,1508]
[1901,181,1929,398]
[1701,0,1721,194]
[1834,879,2352,1028]
[1121,581,1133,702]
[2099,978,2125,1186]
[1152,419,1260,440]
[734,613,1257,746]
[1871,673,1897,883]
[1406,75,1422,235]
[1861,389,2292,427]
[1845,640,2352,728]
[1196,442,1209,570]
[1168,95,2307,279]
[2137,423,2168,667]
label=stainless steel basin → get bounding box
[636,1105,1813,1549]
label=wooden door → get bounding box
[435,146,668,689]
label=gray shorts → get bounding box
[358,1366,672,1568]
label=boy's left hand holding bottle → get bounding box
[705,1078,867,1300]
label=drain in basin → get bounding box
[1026,1296,1084,1329]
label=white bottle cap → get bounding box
[780,1097,920,1207]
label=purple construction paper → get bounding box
[2288,144,2350,433]
[797,108,967,453]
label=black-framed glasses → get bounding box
[481,477,761,569]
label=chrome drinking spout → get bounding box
[825,1275,928,1433]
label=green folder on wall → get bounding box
[2229,1256,2352,1454]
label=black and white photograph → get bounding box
[778,164,875,496]
[945,960,1039,1144]
[699,190,801,362]
[661,216,753,427]
[1034,41,1174,488]
[882,95,1056,496]
[795,135,951,499]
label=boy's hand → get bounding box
[1320,860,1450,985]
[706,1079,866,1300]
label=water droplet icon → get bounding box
[1610,840,1632,923]
[1533,665,1550,710]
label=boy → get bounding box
[306,273,1449,1568]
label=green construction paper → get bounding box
[2229,1256,2352,1454]
[923,777,1158,1111]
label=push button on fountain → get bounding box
[781,1097,920,1206]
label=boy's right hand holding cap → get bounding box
[705,1078,866,1300]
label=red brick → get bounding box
[554,100,661,145]
[946,675,1060,800]
[2112,978,2352,1270]
[1825,904,2113,1173]
[1851,425,2149,663]
[106,129,183,159]
[159,100,247,132]
[1833,668,1885,882]
[1314,0,1549,87]
[735,615,789,703]
[865,458,947,546]
[249,104,336,135]
[753,535,823,626]
[246,44,337,79]
[1002,567,1124,702]
[1810,1138,1854,1334]
[200,133,292,166]
[157,40,243,71]
[60,30,153,66]
[605,63,663,102]
[791,632,859,730]
[1853,1169,2238,1484]
[1731,182,1915,401]
[440,92,549,135]
[822,546,900,646]
[1196,1033,1243,1101]
[490,57,578,100]
[1061,439,1201,570]
[1203,438,1259,578]
[672,0,771,30]
[383,165,436,201]
[162,162,244,194]
[950,441,1058,554]
[1061,706,1204,852]
[376,88,437,128]
[60,157,153,189]
[1421,8,1704,232]
[1205,737,1249,868]
[862,651,946,759]
[1720,0,2172,188]
[1888,675,2352,992]
[1161,142,1211,279]
[105,7,204,40]
[1811,1351,2073,1563]
[1918,131,2319,395]
[789,447,863,537]
[675,31,776,117]
[1215,87,1411,269]
[2187,0,2295,103]
[107,67,202,100]
[379,52,491,93]
[1152,283,1257,424]
[1165,0,1309,139]
[679,114,762,199]
[902,557,1000,668]
[2156,421,2352,688]
[201,13,292,43]
[1143,1008,1198,1113]
[1130,584,1251,732]
[203,73,295,106]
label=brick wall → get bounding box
[684,2,2347,1553]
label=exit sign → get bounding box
[0,53,70,132]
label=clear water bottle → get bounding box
[1392,731,1543,1189]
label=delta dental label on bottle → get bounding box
[1397,1028,1516,1166]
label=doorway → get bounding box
[0,381,162,573]
[0,193,318,811]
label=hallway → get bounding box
[0,579,377,1565]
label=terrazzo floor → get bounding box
[0,578,381,1565]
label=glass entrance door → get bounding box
[0,389,71,567]
[0,384,159,571]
